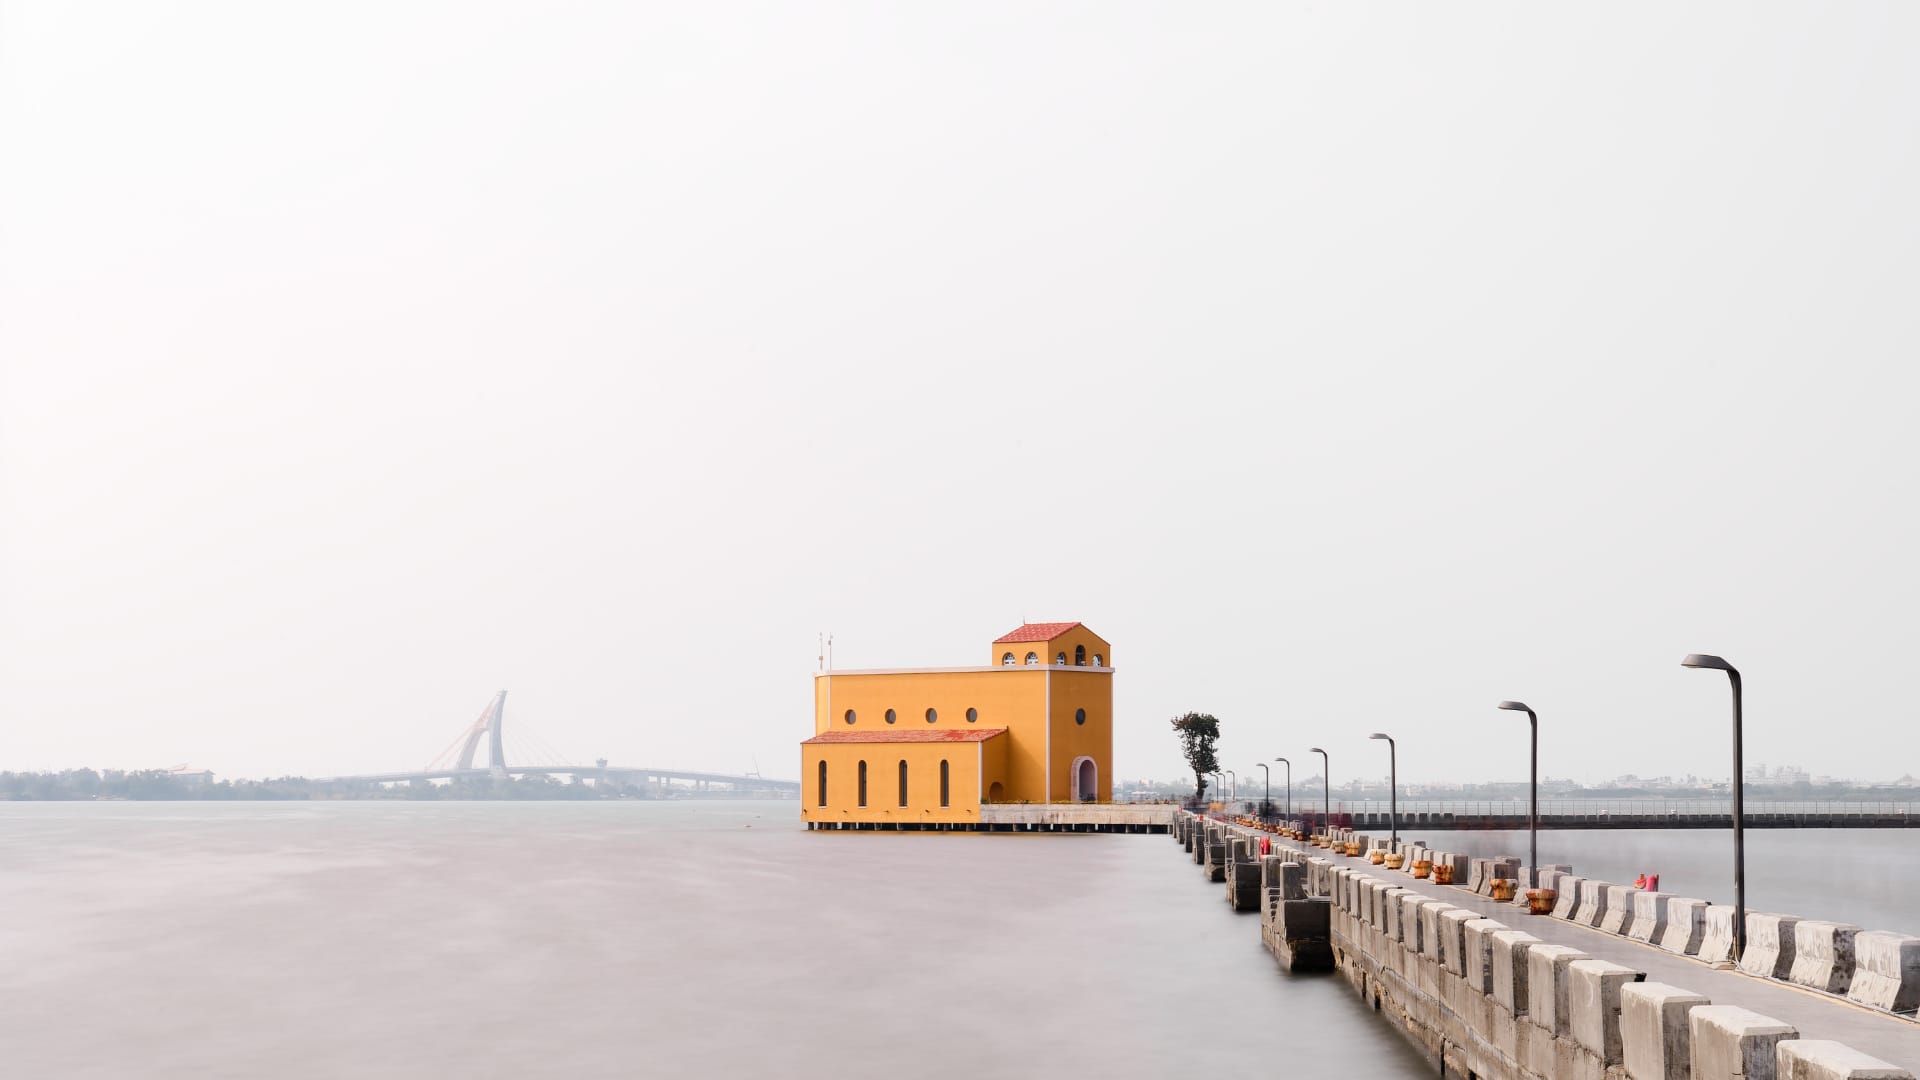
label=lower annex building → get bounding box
[801,622,1113,827]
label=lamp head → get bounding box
[1681,653,1735,672]
[1273,756,1288,764]
[1309,746,1326,755]
[1497,700,1531,713]
[1368,732,1391,741]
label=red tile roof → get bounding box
[992,621,1083,643]
[803,728,1008,745]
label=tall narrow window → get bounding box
[1092,654,1104,667]
[940,760,950,807]
[858,760,867,807]
[1055,652,1067,665]
[1075,645,1086,666]
[898,760,908,807]
[817,760,827,806]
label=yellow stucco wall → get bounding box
[1047,669,1113,802]
[800,739,989,825]
[980,732,1010,803]
[812,664,1111,805]
[815,669,1055,802]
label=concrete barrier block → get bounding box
[1488,857,1521,899]
[1741,913,1801,981]
[1774,1039,1915,1080]
[1661,897,1710,956]
[1525,943,1591,1036]
[1689,1005,1798,1080]
[1788,921,1861,995]
[1602,885,1640,936]
[1700,905,1739,965]
[1569,958,1645,1065]
[1629,891,1671,944]
[1272,898,1335,972]
[1419,901,1453,964]
[1401,894,1427,955]
[1440,908,1477,977]
[1553,875,1586,919]
[1264,857,1307,901]
[1491,930,1540,1016]
[1846,931,1920,1016]
[1621,981,1710,1080]
[1575,879,1614,927]
[1383,887,1409,941]
[1469,856,1490,893]
[1463,918,1506,994]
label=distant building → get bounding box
[166,764,214,787]
[802,622,1113,827]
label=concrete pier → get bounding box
[1174,811,1919,1078]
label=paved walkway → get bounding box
[1263,833,1920,1070]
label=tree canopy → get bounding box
[1170,712,1221,801]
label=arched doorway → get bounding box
[987,781,1005,803]
[1070,756,1098,802]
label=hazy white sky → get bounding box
[3,3,1917,789]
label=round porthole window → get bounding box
[1075,708,1086,726]
[885,709,897,724]
[966,708,978,723]
[844,709,856,725]
[925,708,937,723]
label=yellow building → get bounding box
[802,622,1113,828]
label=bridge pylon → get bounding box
[453,691,510,779]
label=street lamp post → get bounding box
[1274,757,1291,819]
[1497,701,1539,888]
[1683,653,1745,962]
[1254,762,1270,820]
[1369,733,1397,845]
[1309,747,1329,831]
[1225,769,1237,804]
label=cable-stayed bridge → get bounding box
[318,691,799,795]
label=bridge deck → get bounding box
[319,765,799,791]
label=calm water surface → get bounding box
[0,801,1430,1079]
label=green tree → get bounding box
[1170,712,1221,802]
